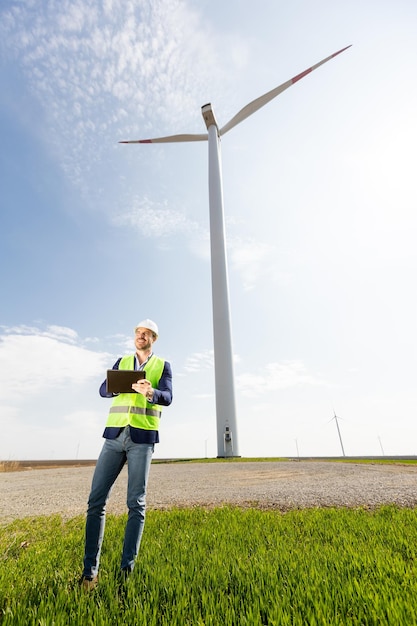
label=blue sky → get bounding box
[1,0,417,460]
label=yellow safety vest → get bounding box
[105,354,165,431]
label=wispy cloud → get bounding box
[115,195,202,238]
[0,323,137,459]
[183,350,214,373]
[116,196,287,287]
[228,237,278,291]
[0,0,271,288]
[0,324,110,398]
[182,349,242,375]
[236,360,328,398]
[0,0,225,185]
[1,324,80,344]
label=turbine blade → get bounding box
[219,45,352,136]
[119,133,208,144]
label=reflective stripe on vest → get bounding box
[105,354,165,431]
[109,406,161,418]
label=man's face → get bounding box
[134,327,155,352]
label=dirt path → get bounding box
[1,461,416,523]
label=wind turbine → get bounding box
[331,410,346,457]
[120,45,352,458]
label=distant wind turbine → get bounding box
[331,410,346,457]
[120,45,352,458]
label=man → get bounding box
[80,319,173,590]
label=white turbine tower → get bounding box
[120,45,351,458]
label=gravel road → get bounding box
[1,461,416,523]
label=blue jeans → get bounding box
[83,428,154,577]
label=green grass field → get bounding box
[1,505,417,625]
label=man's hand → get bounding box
[132,379,153,401]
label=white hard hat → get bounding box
[135,319,159,338]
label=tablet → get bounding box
[106,369,146,394]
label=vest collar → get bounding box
[135,352,153,370]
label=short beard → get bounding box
[136,339,151,352]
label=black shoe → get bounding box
[79,574,98,591]
[120,567,132,580]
